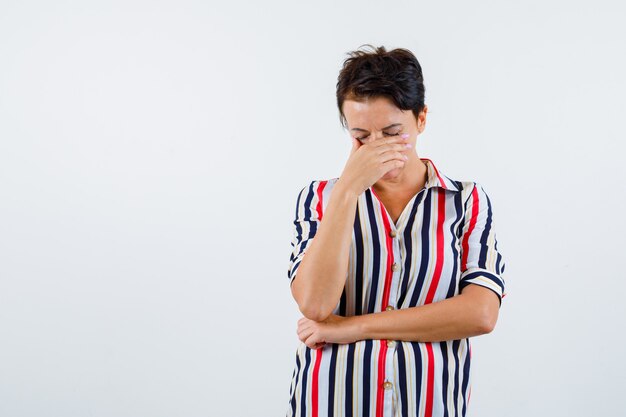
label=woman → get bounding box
[285,45,507,417]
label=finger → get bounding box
[297,328,308,340]
[298,322,314,334]
[377,145,412,159]
[372,133,410,149]
[298,330,309,343]
[379,149,410,163]
[350,136,361,154]
[380,158,406,174]
[297,327,313,341]
[305,333,322,348]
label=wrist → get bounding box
[334,178,361,200]
[347,314,368,342]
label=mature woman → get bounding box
[285,45,507,417]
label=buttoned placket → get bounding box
[380,188,428,417]
[369,181,430,417]
[383,225,401,417]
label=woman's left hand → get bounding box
[297,314,360,349]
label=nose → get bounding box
[365,131,385,143]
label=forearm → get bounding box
[350,292,490,342]
[291,181,359,321]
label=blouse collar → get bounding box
[421,157,460,192]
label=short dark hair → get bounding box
[336,44,426,130]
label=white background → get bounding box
[1,1,625,416]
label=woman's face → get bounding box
[342,96,427,180]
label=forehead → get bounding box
[342,96,409,130]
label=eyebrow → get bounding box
[350,123,403,132]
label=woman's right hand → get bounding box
[337,133,412,196]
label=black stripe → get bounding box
[345,343,355,416]
[365,190,381,313]
[339,287,347,316]
[459,271,504,293]
[289,181,319,281]
[293,185,306,247]
[478,187,493,269]
[288,186,306,279]
[409,190,433,307]
[354,203,364,316]
[411,342,423,412]
[397,342,409,417]
[440,341,450,417]
[495,239,503,276]
[460,339,471,417]
[492,196,504,277]
[397,190,426,307]
[447,192,464,298]
[327,343,339,417]
[299,347,311,417]
[362,340,373,417]
[452,339,461,417]
[458,182,474,240]
[289,349,301,416]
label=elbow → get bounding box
[290,271,338,322]
[479,318,496,335]
[299,301,334,322]
[291,277,322,320]
[476,307,498,334]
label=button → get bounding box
[389,230,397,238]
[387,340,396,347]
[385,305,394,311]
[383,381,393,390]
[391,262,399,271]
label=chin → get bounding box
[383,167,402,178]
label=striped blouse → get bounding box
[285,157,507,417]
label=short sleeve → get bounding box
[287,181,321,286]
[459,182,507,307]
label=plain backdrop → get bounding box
[1,1,625,416]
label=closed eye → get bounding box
[357,132,401,141]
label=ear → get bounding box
[418,105,428,133]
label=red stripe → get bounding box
[461,185,480,271]
[376,342,389,417]
[311,348,323,417]
[315,180,328,220]
[370,187,395,417]
[311,180,327,417]
[425,190,446,304]
[425,342,435,417]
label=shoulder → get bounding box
[438,171,477,200]
[428,159,499,213]
[441,172,492,207]
[293,177,341,216]
[452,179,497,213]
[296,177,340,197]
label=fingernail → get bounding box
[401,133,410,138]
